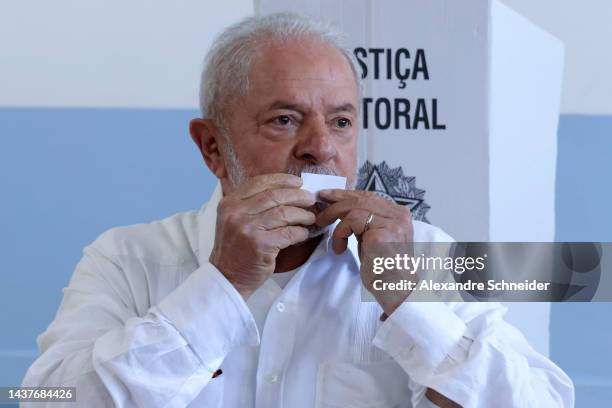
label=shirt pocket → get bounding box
[315,360,412,408]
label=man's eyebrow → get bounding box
[265,101,357,115]
[328,103,357,114]
[267,101,307,112]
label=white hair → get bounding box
[198,12,360,127]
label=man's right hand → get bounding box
[209,174,316,299]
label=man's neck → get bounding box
[274,234,324,273]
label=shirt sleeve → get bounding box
[373,300,575,408]
[22,244,259,408]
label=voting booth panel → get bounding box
[256,0,565,356]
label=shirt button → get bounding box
[276,302,285,312]
[267,373,280,383]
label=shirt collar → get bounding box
[196,181,360,268]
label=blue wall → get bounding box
[552,115,612,406]
[0,107,216,387]
[1,109,611,406]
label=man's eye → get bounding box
[336,117,352,128]
[274,115,291,126]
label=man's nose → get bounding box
[294,118,337,164]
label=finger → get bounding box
[331,218,353,254]
[232,173,303,200]
[330,209,386,253]
[266,226,310,250]
[316,196,394,227]
[256,206,316,230]
[244,188,316,214]
[318,189,378,203]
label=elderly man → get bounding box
[24,12,573,408]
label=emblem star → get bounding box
[357,161,430,223]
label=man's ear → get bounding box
[189,118,228,179]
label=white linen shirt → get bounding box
[23,183,574,408]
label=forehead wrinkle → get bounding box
[251,77,358,100]
[249,38,356,84]
[251,77,357,88]
[252,76,356,98]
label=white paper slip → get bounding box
[301,173,347,198]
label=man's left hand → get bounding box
[316,189,415,315]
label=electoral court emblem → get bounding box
[356,161,430,223]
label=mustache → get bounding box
[284,164,340,177]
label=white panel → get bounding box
[489,0,563,242]
[502,0,612,114]
[0,0,253,108]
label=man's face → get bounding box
[220,38,360,190]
